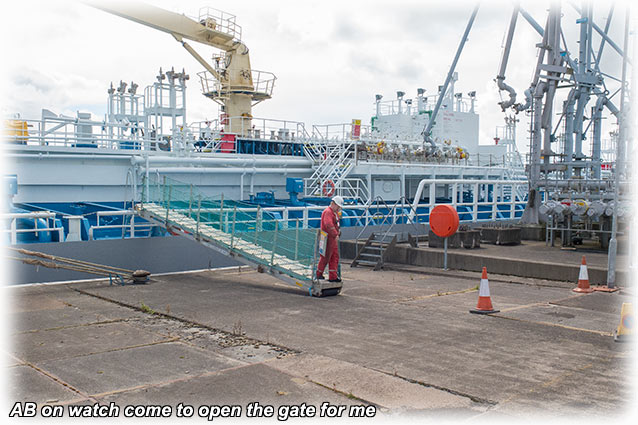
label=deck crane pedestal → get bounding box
[89,1,275,136]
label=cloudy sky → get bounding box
[0,0,633,154]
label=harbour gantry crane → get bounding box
[88,1,276,136]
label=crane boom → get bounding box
[90,1,238,51]
[86,1,276,136]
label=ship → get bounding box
[3,2,529,248]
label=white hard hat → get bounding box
[332,195,344,208]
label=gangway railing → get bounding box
[138,176,342,296]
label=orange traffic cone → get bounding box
[470,267,499,314]
[573,256,594,293]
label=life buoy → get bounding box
[322,180,335,197]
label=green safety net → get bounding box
[141,175,318,281]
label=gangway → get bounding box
[137,176,342,297]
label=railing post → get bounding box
[140,176,145,208]
[294,219,299,261]
[270,220,278,267]
[492,184,498,220]
[156,175,160,205]
[428,183,436,210]
[231,206,237,249]
[311,228,320,281]
[220,193,224,231]
[130,214,135,238]
[162,176,167,210]
[473,183,479,222]
[511,184,516,218]
[189,184,193,217]
[255,206,261,245]
[196,195,201,238]
[452,183,458,206]
[11,218,17,245]
[166,184,172,224]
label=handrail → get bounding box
[353,196,394,258]
[2,212,64,244]
[356,196,423,255]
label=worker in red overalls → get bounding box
[316,196,343,282]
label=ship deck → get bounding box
[7,248,634,420]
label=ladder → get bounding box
[139,176,342,297]
[351,196,422,270]
[351,232,398,270]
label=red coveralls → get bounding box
[316,206,340,280]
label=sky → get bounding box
[0,0,634,155]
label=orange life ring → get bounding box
[429,204,459,238]
[322,180,335,197]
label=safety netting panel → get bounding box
[141,175,317,280]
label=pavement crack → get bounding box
[368,367,498,406]
[489,313,614,337]
[89,361,262,400]
[310,380,382,407]
[36,338,182,363]
[23,361,97,403]
[392,286,478,303]
[70,286,299,356]
[498,361,597,407]
[13,318,131,335]
[381,263,576,288]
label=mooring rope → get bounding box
[6,247,150,283]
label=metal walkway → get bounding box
[138,176,342,296]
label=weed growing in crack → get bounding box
[140,302,156,315]
[232,320,244,336]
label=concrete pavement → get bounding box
[5,262,635,422]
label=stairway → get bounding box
[303,140,366,201]
[351,232,399,271]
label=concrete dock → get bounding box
[4,243,636,422]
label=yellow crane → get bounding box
[88,1,275,135]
